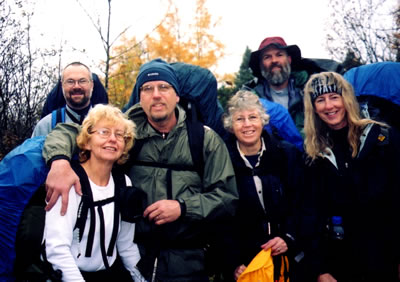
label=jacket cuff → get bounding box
[283,233,296,253]
[47,155,70,167]
[177,198,186,218]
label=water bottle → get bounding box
[330,216,344,240]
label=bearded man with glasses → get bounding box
[32,62,94,137]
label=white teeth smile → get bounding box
[243,130,255,136]
[104,147,117,151]
[326,111,337,116]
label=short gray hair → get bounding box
[223,90,270,132]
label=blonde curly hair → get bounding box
[77,104,136,165]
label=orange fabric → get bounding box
[278,255,289,282]
[237,249,274,282]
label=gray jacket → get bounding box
[32,105,90,137]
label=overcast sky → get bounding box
[28,0,361,75]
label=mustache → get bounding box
[269,62,282,70]
[69,89,85,95]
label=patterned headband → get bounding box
[310,76,342,102]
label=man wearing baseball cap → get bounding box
[244,36,307,138]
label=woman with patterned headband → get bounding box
[299,72,400,282]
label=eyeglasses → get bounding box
[90,128,127,142]
[140,84,173,95]
[234,115,261,125]
[63,78,91,87]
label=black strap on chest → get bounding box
[72,162,125,269]
[125,114,205,199]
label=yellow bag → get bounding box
[237,249,289,282]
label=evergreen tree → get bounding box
[341,50,363,72]
[217,47,255,109]
[234,46,254,89]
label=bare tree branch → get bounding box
[326,0,398,64]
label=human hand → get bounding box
[143,199,180,225]
[261,236,288,256]
[45,159,81,215]
[234,264,246,280]
[317,273,337,282]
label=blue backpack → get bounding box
[122,61,227,140]
[51,107,66,128]
[0,137,146,281]
[0,136,48,281]
[344,62,400,130]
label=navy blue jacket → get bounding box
[300,124,400,281]
[225,130,304,268]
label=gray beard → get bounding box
[261,63,291,87]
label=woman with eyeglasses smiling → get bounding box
[222,90,304,281]
[43,104,145,281]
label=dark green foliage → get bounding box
[218,47,255,110]
[234,46,254,90]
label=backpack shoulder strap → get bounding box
[105,168,125,257]
[185,117,204,178]
[72,162,121,269]
[122,138,146,175]
[71,161,93,255]
[123,103,205,200]
[125,113,205,177]
[184,100,205,177]
[51,107,65,129]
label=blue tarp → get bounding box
[0,136,48,281]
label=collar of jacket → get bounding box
[236,135,267,169]
[126,103,187,140]
[65,104,92,124]
[228,130,282,171]
[320,123,375,168]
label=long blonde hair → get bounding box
[303,72,386,161]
